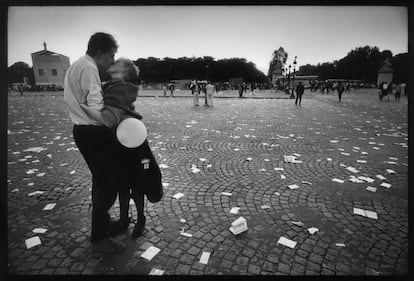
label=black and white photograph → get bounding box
[5,3,409,276]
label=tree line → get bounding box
[8,56,269,86]
[297,46,408,84]
[8,45,408,87]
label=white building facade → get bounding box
[31,42,70,89]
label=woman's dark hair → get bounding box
[86,32,118,57]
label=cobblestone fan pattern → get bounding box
[7,90,408,275]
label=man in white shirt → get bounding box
[64,32,125,253]
[205,81,215,107]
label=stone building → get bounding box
[377,58,394,87]
[31,42,70,89]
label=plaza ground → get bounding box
[7,89,408,275]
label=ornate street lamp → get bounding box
[290,56,297,99]
[287,64,291,95]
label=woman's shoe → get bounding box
[108,219,130,237]
[132,216,146,238]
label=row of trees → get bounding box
[8,45,408,87]
[8,56,269,86]
[134,56,268,83]
[296,46,408,84]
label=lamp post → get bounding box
[287,64,291,95]
[290,56,297,99]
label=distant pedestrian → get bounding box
[394,83,401,101]
[345,82,351,92]
[193,81,200,106]
[295,82,305,106]
[337,82,345,102]
[205,81,215,107]
[168,83,175,97]
[379,81,390,101]
[238,83,244,98]
[162,84,167,96]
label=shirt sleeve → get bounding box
[80,69,104,110]
[101,105,124,128]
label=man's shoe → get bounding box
[92,237,126,253]
[108,219,130,237]
[132,217,146,238]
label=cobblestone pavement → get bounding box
[7,89,408,275]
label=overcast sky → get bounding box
[8,6,407,74]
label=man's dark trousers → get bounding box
[73,125,119,243]
[295,93,303,105]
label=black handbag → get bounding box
[109,104,163,203]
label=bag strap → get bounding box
[109,102,143,120]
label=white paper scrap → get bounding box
[332,178,345,184]
[386,169,396,174]
[365,210,378,220]
[246,157,253,161]
[25,236,41,249]
[221,192,232,196]
[380,182,392,189]
[191,167,201,173]
[159,164,169,168]
[335,243,346,247]
[366,186,377,192]
[28,191,44,196]
[274,192,280,196]
[173,193,184,199]
[357,160,367,164]
[277,236,297,249]
[288,184,299,190]
[162,183,170,187]
[180,219,186,223]
[32,228,48,234]
[353,208,366,216]
[301,181,312,185]
[141,246,161,261]
[199,252,211,265]
[180,231,193,237]
[230,207,240,214]
[261,205,271,209]
[280,175,286,179]
[43,203,56,211]
[353,208,378,219]
[274,167,284,171]
[24,147,47,153]
[291,221,304,227]
[346,167,359,173]
[307,227,319,235]
[149,268,165,275]
[199,158,207,162]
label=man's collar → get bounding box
[84,54,97,68]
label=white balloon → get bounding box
[116,118,147,148]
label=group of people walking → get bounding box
[189,80,215,107]
[378,81,405,101]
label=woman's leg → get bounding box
[119,187,131,223]
[131,190,146,238]
[108,186,130,236]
